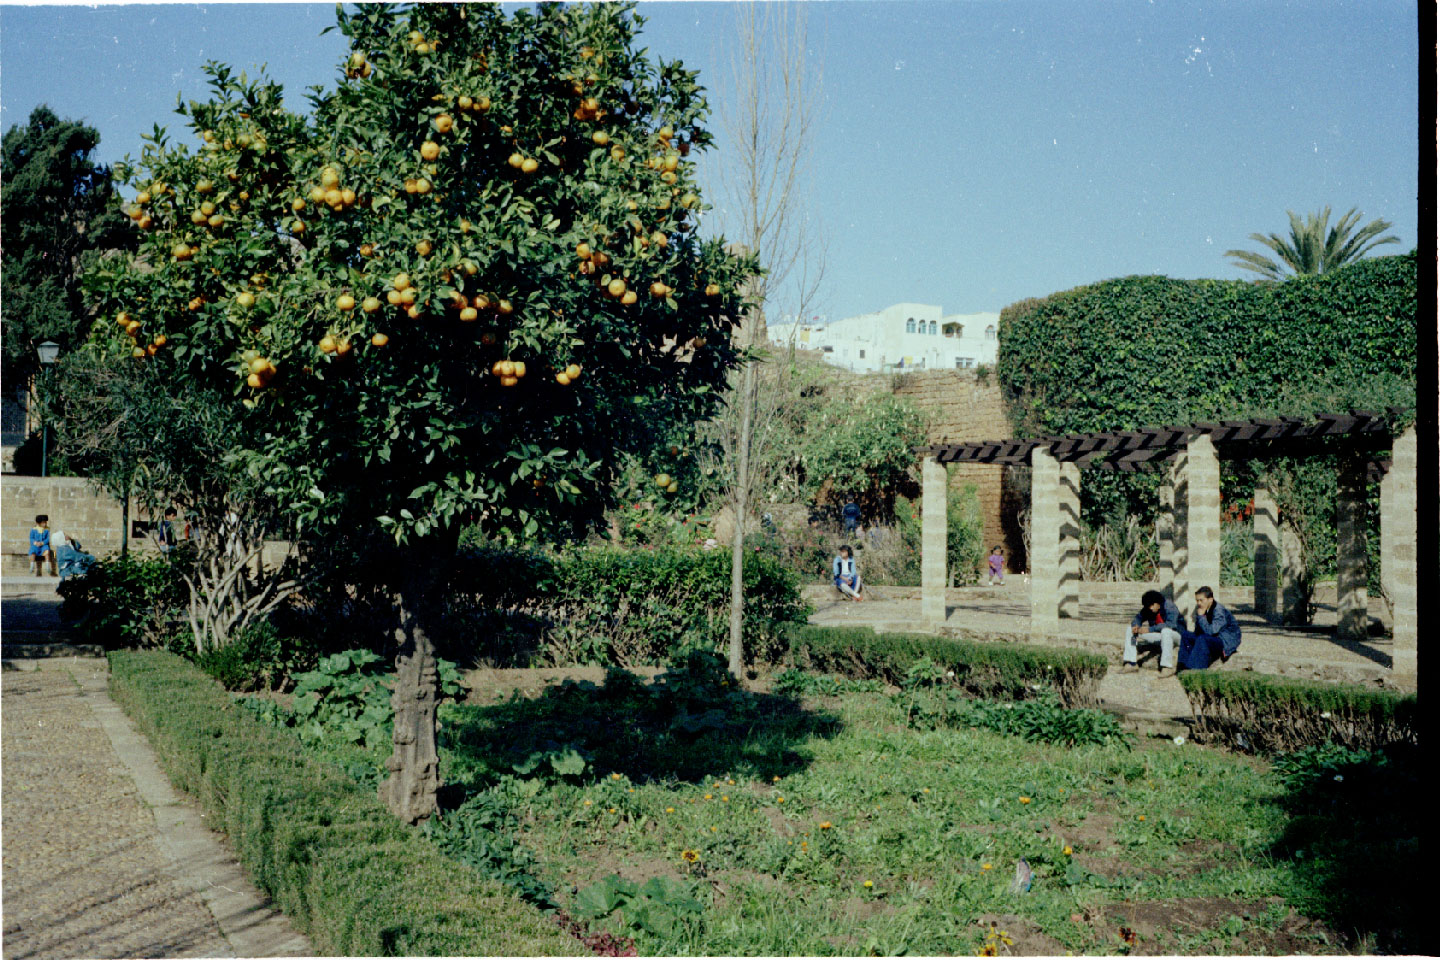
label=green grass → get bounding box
[407,664,1420,956]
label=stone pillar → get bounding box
[1386,427,1417,677]
[1280,519,1309,626]
[1181,434,1221,623]
[921,456,948,624]
[1029,446,1079,637]
[1335,454,1369,642]
[1379,463,1395,609]
[1156,477,1175,601]
[1168,450,1190,610]
[1059,460,1082,620]
[1252,484,1280,622]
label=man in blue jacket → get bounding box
[1178,586,1242,671]
[1122,589,1183,677]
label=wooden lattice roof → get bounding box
[924,410,1399,473]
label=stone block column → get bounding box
[1386,427,1417,677]
[1184,434,1222,622]
[1157,477,1175,601]
[1379,463,1395,609]
[1059,460,1082,619]
[1167,450,1190,609]
[1029,446,1079,637]
[1252,484,1281,622]
[1281,519,1309,625]
[921,456,948,624]
[1335,454,1369,642]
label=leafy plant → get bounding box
[904,689,1131,748]
[57,553,186,649]
[769,669,882,697]
[196,619,316,691]
[572,874,705,939]
[425,786,557,910]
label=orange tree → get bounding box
[87,2,755,822]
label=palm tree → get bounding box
[1225,206,1400,280]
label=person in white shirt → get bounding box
[832,545,863,601]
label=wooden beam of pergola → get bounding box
[922,409,1396,468]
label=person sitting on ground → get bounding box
[1122,589,1183,677]
[1178,586,1242,671]
[832,544,863,601]
[52,531,97,584]
[29,515,55,577]
[987,545,1005,585]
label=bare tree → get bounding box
[704,3,827,677]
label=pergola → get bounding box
[917,411,1418,679]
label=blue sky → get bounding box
[0,2,1419,319]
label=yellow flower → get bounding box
[1063,845,1073,855]
[1019,796,1032,804]
[1138,815,1146,821]
[981,863,992,871]
[922,787,931,793]
[680,849,700,863]
[583,800,592,807]
[721,796,729,802]
[863,880,874,888]
[727,778,735,785]
[710,826,718,832]
[704,793,713,800]
[666,807,676,813]
[819,821,833,829]
[611,773,622,780]
[978,943,998,957]
[772,775,781,782]
[608,807,617,813]
[777,797,785,804]
[627,788,634,793]
[800,841,808,849]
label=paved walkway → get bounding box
[1,656,311,960]
[805,580,1409,733]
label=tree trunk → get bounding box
[728,354,757,678]
[379,537,453,824]
[120,489,130,557]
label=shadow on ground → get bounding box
[436,652,841,804]
[1264,741,1424,954]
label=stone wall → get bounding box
[1,476,149,574]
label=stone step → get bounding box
[2,640,105,659]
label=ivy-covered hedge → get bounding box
[999,252,1416,439]
[786,625,1107,708]
[998,254,1417,528]
[443,545,810,667]
[107,650,582,957]
[1179,669,1417,754]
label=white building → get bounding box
[769,303,1000,374]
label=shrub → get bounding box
[787,625,1107,708]
[1179,670,1417,753]
[903,688,1130,748]
[106,650,581,956]
[445,545,810,667]
[196,620,317,692]
[57,553,186,649]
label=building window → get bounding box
[821,345,833,352]
[906,318,916,333]
[858,349,865,359]
[928,321,938,335]
[943,322,963,338]
[956,357,974,369]
[985,325,996,340]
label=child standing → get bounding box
[987,545,1005,585]
[29,515,55,576]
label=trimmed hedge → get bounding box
[1179,669,1418,754]
[107,650,582,957]
[786,625,1107,708]
[444,544,809,666]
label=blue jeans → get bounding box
[1178,631,1226,671]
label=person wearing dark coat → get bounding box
[1178,586,1242,671]
[1122,589,1184,677]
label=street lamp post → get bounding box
[36,341,60,478]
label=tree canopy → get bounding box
[2,105,132,385]
[1225,205,1400,280]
